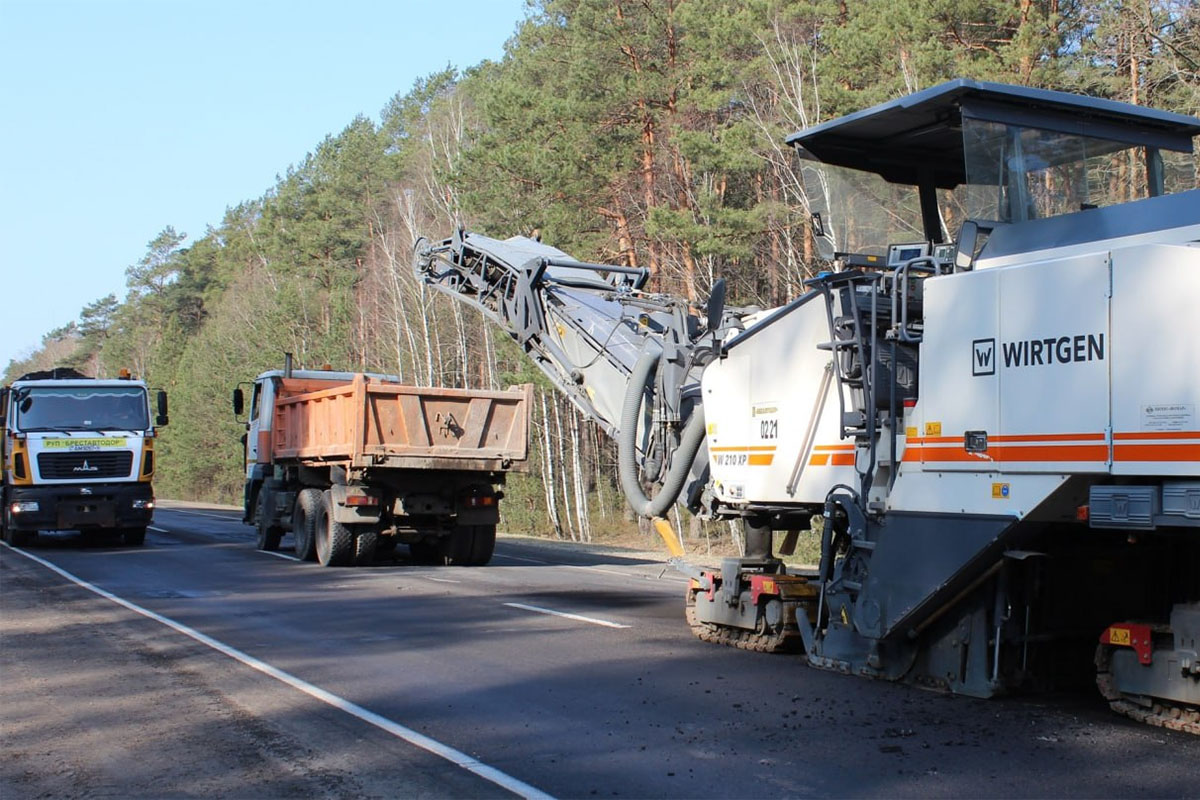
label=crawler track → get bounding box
[684,595,804,654]
[1096,645,1200,735]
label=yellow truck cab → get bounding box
[1,367,167,546]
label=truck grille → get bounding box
[37,451,134,480]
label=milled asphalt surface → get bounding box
[2,501,1198,798]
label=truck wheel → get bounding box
[314,491,353,567]
[468,524,496,566]
[292,488,322,561]
[256,492,283,551]
[444,527,472,565]
[446,525,495,566]
[3,524,34,547]
[122,526,147,546]
[353,529,378,566]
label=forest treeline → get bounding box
[9,0,1199,542]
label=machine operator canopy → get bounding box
[787,79,1200,259]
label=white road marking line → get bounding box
[158,507,243,521]
[424,576,461,584]
[504,602,630,629]
[2,542,554,800]
[262,551,301,561]
[565,565,633,578]
[499,554,686,585]
[160,516,685,584]
[493,554,551,564]
[148,526,170,533]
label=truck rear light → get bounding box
[11,501,39,514]
[132,499,155,510]
[464,494,496,508]
[343,494,379,507]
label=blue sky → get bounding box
[0,0,528,371]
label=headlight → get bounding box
[11,501,39,514]
[131,499,155,510]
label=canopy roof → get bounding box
[785,79,1200,188]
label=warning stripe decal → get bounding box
[902,444,1109,463]
[899,431,1198,464]
[1113,430,1200,440]
[907,432,1106,445]
[748,432,1197,469]
[1113,443,1200,462]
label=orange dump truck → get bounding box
[233,362,531,566]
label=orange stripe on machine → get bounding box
[901,430,1199,464]
[1114,443,1200,462]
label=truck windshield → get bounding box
[15,386,149,431]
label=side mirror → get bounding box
[155,390,169,427]
[954,221,979,271]
[706,279,727,334]
[232,387,244,417]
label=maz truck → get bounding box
[1,367,168,546]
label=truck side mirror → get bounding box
[232,387,244,417]
[156,390,169,427]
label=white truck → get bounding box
[1,367,168,546]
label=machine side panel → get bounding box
[910,268,1000,472]
[1111,243,1200,476]
[703,298,855,505]
[996,253,1111,473]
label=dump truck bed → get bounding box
[271,374,532,472]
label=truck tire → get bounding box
[444,527,472,565]
[314,490,353,567]
[468,524,496,566]
[292,488,322,561]
[446,525,495,566]
[353,529,378,566]
[2,508,34,547]
[3,523,34,547]
[256,491,283,551]
[122,526,147,546]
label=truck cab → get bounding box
[1,368,168,546]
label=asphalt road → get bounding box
[3,503,1199,799]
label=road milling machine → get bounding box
[414,80,1200,732]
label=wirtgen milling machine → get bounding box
[415,80,1200,731]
